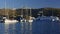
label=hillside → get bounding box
[0,8,60,18]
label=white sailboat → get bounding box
[4,9,18,24]
[28,8,34,23]
[4,0,18,24]
[20,8,26,22]
[51,10,59,21]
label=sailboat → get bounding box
[4,0,18,24]
[4,8,18,24]
[28,8,34,23]
[51,10,60,21]
[20,8,26,22]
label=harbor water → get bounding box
[0,19,60,34]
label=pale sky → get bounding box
[0,0,60,8]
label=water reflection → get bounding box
[4,22,33,34]
[0,20,60,34]
[5,23,16,34]
[0,23,5,34]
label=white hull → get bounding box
[5,19,18,24]
[20,19,27,22]
[28,20,33,22]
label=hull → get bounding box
[5,19,18,24]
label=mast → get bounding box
[30,8,32,19]
[12,8,16,19]
[26,7,28,20]
[12,0,16,18]
[41,10,44,17]
[5,0,6,17]
[30,8,31,16]
[21,7,23,18]
[51,8,54,17]
[5,0,9,19]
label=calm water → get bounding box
[0,19,60,34]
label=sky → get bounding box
[0,0,60,9]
